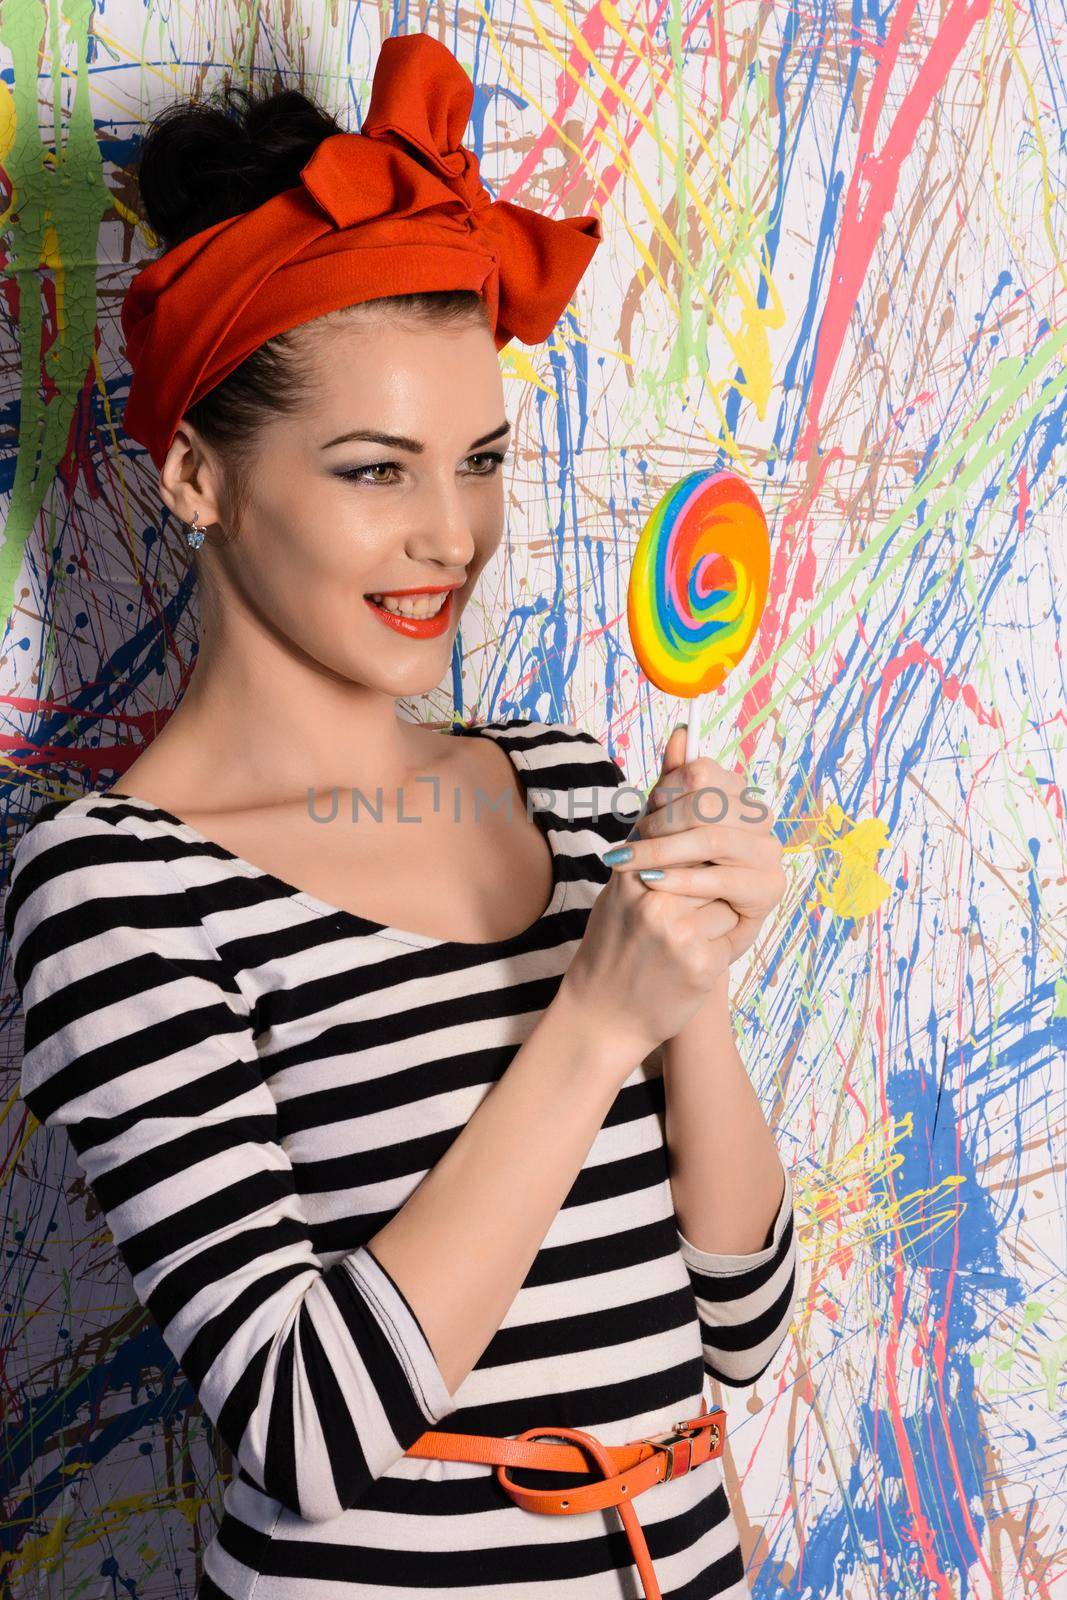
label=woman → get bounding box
[5,32,798,1599]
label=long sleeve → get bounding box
[676,1160,799,1386]
[4,811,457,1523]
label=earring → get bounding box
[185,510,207,549]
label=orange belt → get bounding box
[405,1397,726,1600]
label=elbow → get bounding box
[282,1481,372,1526]
[227,1260,456,1524]
[696,1262,799,1389]
[240,1428,423,1525]
[230,1395,446,1526]
[702,1341,788,1389]
[267,1480,352,1526]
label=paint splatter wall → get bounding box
[1,3,1064,1597]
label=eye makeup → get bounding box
[335,451,508,486]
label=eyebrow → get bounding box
[320,420,512,452]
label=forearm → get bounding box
[663,973,787,1256]
[366,982,636,1396]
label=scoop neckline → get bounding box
[98,720,569,952]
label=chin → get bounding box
[349,654,454,697]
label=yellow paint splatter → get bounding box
[813,802,893,919]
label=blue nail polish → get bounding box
[638,869,665,881]
[603,845,632,866]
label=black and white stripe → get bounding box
[5,718,799,1598]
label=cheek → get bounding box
[258,480,401,590]
[468,500,506,573]
[224,491,381,653]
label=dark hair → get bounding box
[134,80,490,542]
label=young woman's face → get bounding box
[191,311,510,699]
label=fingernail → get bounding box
[603,845,633,866]
[638,869,665,881]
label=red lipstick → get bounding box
[363,588,455,638]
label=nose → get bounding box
[409,475,480,569]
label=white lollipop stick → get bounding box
[684,694,706,765]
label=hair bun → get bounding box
[136,82,344,254]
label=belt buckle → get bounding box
[647,1417,718,1482]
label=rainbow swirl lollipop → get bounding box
[627,469,770,761]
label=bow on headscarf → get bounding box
[121,32,602,470]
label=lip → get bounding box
[363,582,464,597]
[364,589,455,638]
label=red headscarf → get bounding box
[121,32,602,470]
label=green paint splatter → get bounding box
[1053,975,1067,1018]
[0,0,111,626]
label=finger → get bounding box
[647,753,747,814]
[655,724,689,789]
[665,723,689,768]
[634,861,776,912]
[685,903,753,976]
[610,828,784,876]
[634,819,785,867]
[687,897,741,940]
[643,777,753,838]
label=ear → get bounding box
[158,421,227,533]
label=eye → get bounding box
[465,451,507,476]
[338,463,399,485]
[336,451,507,487]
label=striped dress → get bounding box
[5,718,799,1600]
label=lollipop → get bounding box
[626,469,770,763]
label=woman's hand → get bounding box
[556,804,744,1070]
[615,724,787,971]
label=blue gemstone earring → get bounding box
[185,510,207,550]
